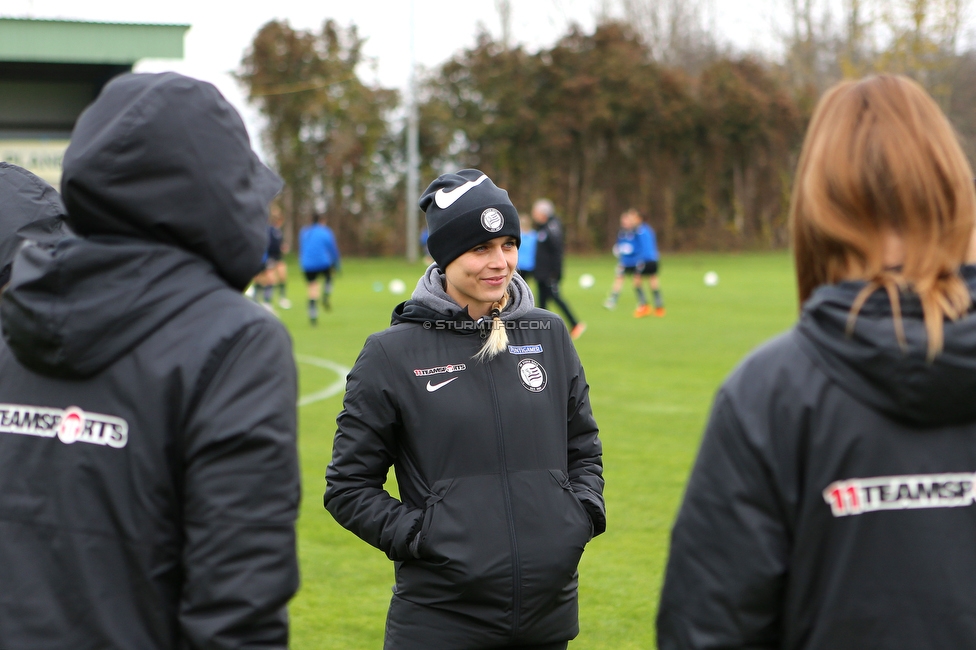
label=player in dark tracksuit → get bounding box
[262,207,291,309]
[658,74,976,650]
[531,199,586,340]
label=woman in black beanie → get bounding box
[325,169,606,649]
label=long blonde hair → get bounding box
[473,291,509,362]
[790,74,975,358]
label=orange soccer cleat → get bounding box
[654,306,666,317]
[570,322,587,340]
[633,305,652,318]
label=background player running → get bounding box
[299,213,341,325]
[253,205,291,310]
[605,208,665,317]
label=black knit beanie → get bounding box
[419,169,520,270]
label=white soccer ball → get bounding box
[704,271,719,287]
[389,279,406,295]
[579,273,596,289]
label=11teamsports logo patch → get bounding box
[0,403,129,448]
[414,363,467,377]
[824,472,976,517]
[518,359,547,392]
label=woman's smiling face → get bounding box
[443,235,519,319]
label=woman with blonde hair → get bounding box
[325,169,605,649]
[657,75,976,649]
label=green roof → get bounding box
[0,18,188,65]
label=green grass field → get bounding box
[271,251,798,649]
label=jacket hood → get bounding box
[392,263,534,326]
[60,72,282,291]
[1,236,228,379]
[796,266,976,427]
[0,163,69,286]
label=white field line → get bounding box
[295,354,350,407]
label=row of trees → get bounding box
[238,0,974,254]
[238,20,396,252]
[417,25,801,250]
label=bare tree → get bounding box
[495,0,512,49]
[782,0,838,93]
[786,0,969,92]
[839,0,874,76]
[876,0,967,106]
[617,0,718,72]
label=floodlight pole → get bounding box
[405,0,420,263]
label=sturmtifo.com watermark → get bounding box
[422,320,552,331]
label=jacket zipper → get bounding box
[485,361,522,639]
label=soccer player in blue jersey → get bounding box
[299,213,341,325]
[517,215,537,283]
[604,208,665,317]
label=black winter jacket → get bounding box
[0,163,70,287]
[658,267,976,649]
[0,73,299,650]
[533,216,565,284]
[325,278,605,649]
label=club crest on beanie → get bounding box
[419,169,521,269]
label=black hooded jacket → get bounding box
[0,163,70,287]
[0,73,299,650]
[324,268,605,649]
[533,215,565,284]
[658,268,976,649]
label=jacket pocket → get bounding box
[550,469,595,540]
[397,474,512,608]
[413,477,453,558]
[508,469,592,611]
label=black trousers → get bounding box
[385,594,573,649]
[537,280,578,329]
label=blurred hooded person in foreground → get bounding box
[0,73,300,649]
[658,74,976,649]
[0,162,71,290]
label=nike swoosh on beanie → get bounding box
[419,169,521,270]
[434,174,488,209]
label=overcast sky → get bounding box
[0,0,820,152]
[3,0,787,81]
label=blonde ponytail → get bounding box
[473,291,509,362]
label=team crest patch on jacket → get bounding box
[0,403,129,448]
[824,473,976,517]
[508,344,543,355]
[518,359,547,392]
[413,363,467,377]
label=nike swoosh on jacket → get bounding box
[426,377,458,392]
